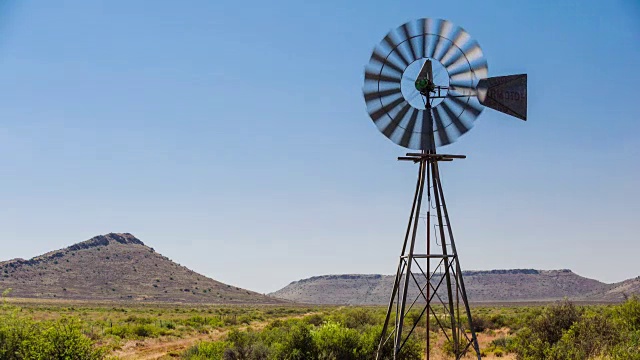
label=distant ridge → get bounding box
[0,233,283,304]
[270,270,638,305]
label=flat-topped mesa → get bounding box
[295,270,551,283]
[270,269,625,304]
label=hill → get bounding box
[587,276,640,301]
[270,269,638,304]
[0,233,282,304]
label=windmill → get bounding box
[362,18,527,359]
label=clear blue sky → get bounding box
[1,1,638,294]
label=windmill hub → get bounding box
[401,58,449,109]
[413,78,433,93]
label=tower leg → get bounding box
[433,162,482,359]
[376,158,427,360]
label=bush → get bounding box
[341,308,377,330]
[133,324,155,338]
[512,298,640,359]
[269,324,314,360]
[0,311,39,359]
[471,315,497,332]
[551,311,619,359]
[512,300,581,359]
[442,336,471,357]
[610,296,640,359]
[0,311,103,360]
[38,319,103,359]
[513,300,580,356]
[489,313,509,328]
[532,300,581,346]
[615,295,640,332]
[222,330,269,360]
[104,324,130,338]
[312,321,362,360]
[490,336,508,348]
[182,341,230,360]
[303,314,324,327]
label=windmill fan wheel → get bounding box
[363,18,489,150]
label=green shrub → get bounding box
[270,324,314,360]
[182,341,230,360]
[615,295,640,332]
[237,315,253,325]
[223,316,238,326]
[471,315,497,332]
[610,297,640,359]
[0,311,103,360]
[610,330,640,360]
[551,311,619,359]
[223,330,268,360]
[490,335,514,351]
[404,310,425,330]
[533,300,581,345]
[38,319,103,359]
[513,300,581,357]
[341,308,377,330]
[489,313,509,328]
[133,324,155,338]
[185,316,224,329]
[511,298,640,359]
[442,336,471,357]
[312,321,362,360]
[303,314,324,327]
[0,312,39,359]
[104,324,130,338]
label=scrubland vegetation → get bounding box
[1,289,639,359]
[181,299,640,360]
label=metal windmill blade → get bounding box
[363,18,527,151]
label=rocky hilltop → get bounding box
[0,233,282,304]
[270,269,637,304]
